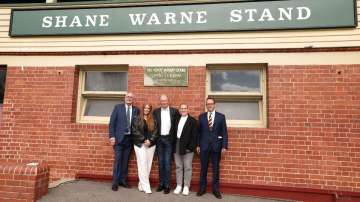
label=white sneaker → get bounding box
[173,185,182,194]
[144,189,152,194]
[182,186,189,196]
[138,183,143,192]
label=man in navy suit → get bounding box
[196,97,228,199]
[109,92,139,191]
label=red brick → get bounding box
[0,163,48,202]
[0,65,360,194]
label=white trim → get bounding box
[1,52,360,67]
[206,64,267,128]
[77,67,128,123]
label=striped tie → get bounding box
[208,112,213,130]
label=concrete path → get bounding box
[39,180,292,202]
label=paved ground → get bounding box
[39,180,292,202]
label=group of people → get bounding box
[109,92,228,199]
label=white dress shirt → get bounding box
[177,115,188,139]
[161,107,171,135]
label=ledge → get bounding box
[0,162,50,202]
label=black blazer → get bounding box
[131,116,159,147]
[174,115,198,155]
[153,107,180,144]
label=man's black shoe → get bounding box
[163,187,171,194]
[111,184,118,191]
[119,182,131,189]
[156,185,164,192]
[213,191,222,199]
[196,189,206,196]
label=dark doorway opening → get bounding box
[0,65,7,119]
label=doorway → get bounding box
[0,65,7,120]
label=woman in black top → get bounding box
[132,103,158,194]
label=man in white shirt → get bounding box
[153,94,180,194]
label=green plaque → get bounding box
[144,67,188,86]
[9,0,357,36]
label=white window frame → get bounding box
[206,63,267,128]
[76,65,128,124]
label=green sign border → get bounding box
[9,0,358,37]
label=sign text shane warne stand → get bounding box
[40,7,310,28]
[9,0,357,36]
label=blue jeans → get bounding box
[112,135,132,186]
[157,135,173,188]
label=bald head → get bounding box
[125,92,134,106]
[159,94,169,109]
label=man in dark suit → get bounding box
[153,94,180,194]
[196,97,228,199]
[109,92,139,191]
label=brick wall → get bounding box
[0,162,49,202]
[0,65,359,195]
